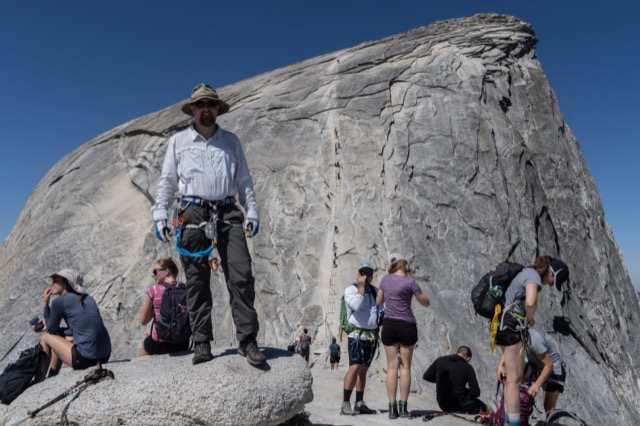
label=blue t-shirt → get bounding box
[45,293,111,360]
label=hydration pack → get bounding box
[154,283,191,344]
[471,261,524,319]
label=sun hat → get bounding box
[49,269,87,295]
[358,262,374,273]
[549,258,569,291]
[181,83,231,116]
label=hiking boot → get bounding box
[192,341,214,365]
[388,402,399,419]
[354,401,376,414]
[340,401,356,416]
[238,339,266,366]
[399,400,409,418]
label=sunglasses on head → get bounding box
[193,100,218,109]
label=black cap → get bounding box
[549,258,569,291]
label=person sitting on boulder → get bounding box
[36,269,111,378]
[423,345,492,415]
[139,258,190,356]
[498,328,566,416]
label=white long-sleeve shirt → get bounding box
[151,125,259,222]
[344,284,379,333]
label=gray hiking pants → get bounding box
[179,203,259,344]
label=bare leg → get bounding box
[356,366,369,392]
[384,344,400,402]
[343,364,362,391]
[543,390,560,414]
[40,334,74,368]
[398,344,415,401]
[502,342,525,415]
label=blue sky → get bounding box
[1,1,637,290]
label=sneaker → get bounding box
[354,401,376,414]
[192,341,214,365]
[340,401,356,416]
[238,339,266,366]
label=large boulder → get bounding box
[0,348,312,425]
[0,14,638,424]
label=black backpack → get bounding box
[0,344,43,405]
[154,283,191,343]
[471,240,524,319]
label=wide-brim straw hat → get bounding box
[181,83,231,116]
[49,269,87,294]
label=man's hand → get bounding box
[155,220,172,243]
[244,218,259,238]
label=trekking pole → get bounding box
[9,364,114,426]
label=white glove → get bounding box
[155,220,172,243]
[244,218,259,238]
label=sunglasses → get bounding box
[192,100,218,109]
[152,268,166,276]
[359,270,373,277]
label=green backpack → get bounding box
[339,284,377,340]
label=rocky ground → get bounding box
[297,348,525,426]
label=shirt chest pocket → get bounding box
[176,146,206,181]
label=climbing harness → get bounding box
[9,364,114,426]
[172,196,237,272]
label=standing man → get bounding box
[152,83,266,366]
[340,262,379,416]
[423,346,492,415]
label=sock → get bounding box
[343,388,353,403]
[355,391,364,403]
[507,411,521,426]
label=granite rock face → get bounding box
[0,348,312,425]
[0,14,638,424]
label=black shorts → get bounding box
[542,365,566,393]
[381,318,418,347]
[495,314,526,347]
[143,336,190,356]
[71,345,110,370]
[329,354,340,364]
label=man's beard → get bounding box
[198,114,216,128]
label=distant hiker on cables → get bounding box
[326,337,340,371]
[495,256,569,426]
[35,269,111,380]
[296,328,312,363]
[138,258,190,356]
[376,253,430,419]
[152,83,266,366]
[339,262,379,416]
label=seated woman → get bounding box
[139,258,190,356]
[38,269,111,377]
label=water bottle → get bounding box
[491,284,504,298]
